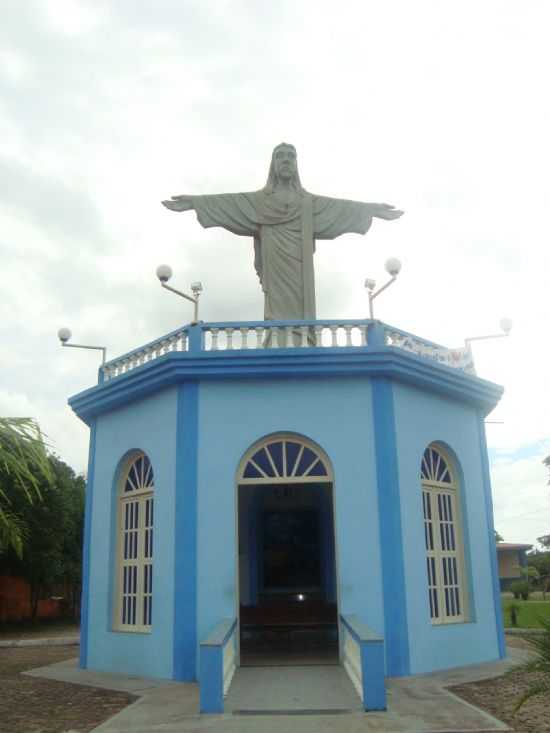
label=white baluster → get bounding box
[181,332,188,351]
[360,325,368,346]
[240,327,248,349]
[300,326,309,347]
[285,326,293,347]
[271,327,279,348]
[344,324,353,347]
[226,327,234,350]
[314,325,323,346]
[330,325,338,347]
[255,326,264,348]
[210,328,219,351]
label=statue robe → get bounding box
[191,191,374,321]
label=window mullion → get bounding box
[136,495,146,629]
[432,488,447,624]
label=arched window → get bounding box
[238,434,332,484]
[114,452,154,631]
[421,444,466,624]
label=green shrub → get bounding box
[510,581,530,600]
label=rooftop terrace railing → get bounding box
[100,319,475,383]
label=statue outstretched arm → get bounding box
[161,192,259,237]
[367,203,404,220]
[162,195,194,212]
[313,195,404,240]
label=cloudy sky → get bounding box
[1,1,548,545]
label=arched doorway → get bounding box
[236,434,339,666]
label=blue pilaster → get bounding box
[372,376,410,676]
[79,419,97,668]
[477,412,506,659]
[173,382,199,680]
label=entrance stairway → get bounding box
[199,614,386,714]
[225,664,363,714]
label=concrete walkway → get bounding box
[24,649,529,733]
[0,635,79,648]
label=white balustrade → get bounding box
[200,322,367,351]
[102,328,189,382]
[100,321,474,385]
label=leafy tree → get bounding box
[0,455,85,619]
[495,530,504,542]
[0,418,52,556]
[528,550,550,598]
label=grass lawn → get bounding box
[502,598,550,628]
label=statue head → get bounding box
[264,143,305,193]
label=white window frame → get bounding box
[113,452,154,633]
[421,445,467,625]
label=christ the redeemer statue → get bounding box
[162,143,403,322]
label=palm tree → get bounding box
[514,616,550,711]
[0,418,52,556]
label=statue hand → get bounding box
[161,195,194,212]
[371,203,404,220]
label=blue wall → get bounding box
[392,382,500,673]
[82,369,502,681]
[196,377,385,666]
[85,387,178,679]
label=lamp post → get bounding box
[57,328,107,365]
[365,257,402,319]
[464,318,513,346]
[156,265,203,323]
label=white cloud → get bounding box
[1,1,549,539]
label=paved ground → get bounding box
[0,634,79,648]
[24,649,530,733]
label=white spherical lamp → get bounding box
[500,317,513,335]
[385,257,402,277]
[156,264,173,283]
[58,327,72,343]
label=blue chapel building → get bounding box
[69,318,505,712]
